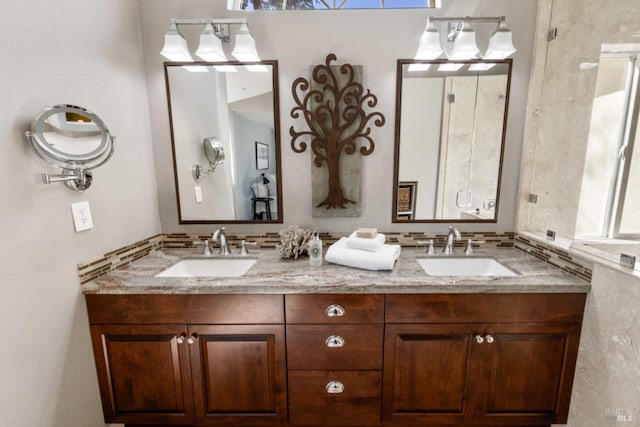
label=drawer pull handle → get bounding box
[325,335,345,348]
[326,381,344,394]
[474,334,484,344]
[187,334,197,345]
[325,304,345,317]
[176,334,186,344]
[485,334,495,344]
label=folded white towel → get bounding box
[345,231,386,252]
[325,238,401,271]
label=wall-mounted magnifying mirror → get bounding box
[165,60,282,223]
[392,59,512,222]
[25,104,115,192]
[192,137,225,182]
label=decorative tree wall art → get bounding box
[290,53,385,217]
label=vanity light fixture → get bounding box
[413,17,444,61]
[195,23,227,61]
[415,16,516,62]
[449,19,480,60]
[484,19,517,60]
[161,18,262,71]
[160,22,193,62]
[231,23,260,61]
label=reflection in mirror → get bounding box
[229,0,440,10]
[393,59,511,222]
[165,61,282,223]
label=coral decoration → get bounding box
[276,225,313,259]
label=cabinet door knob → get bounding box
[187,334,197,345]
[325,335,345,348]
[474,334,485,344]
[176,334,186,344]
[325,304,345,317]
[326,381,344,394]
[485,334,495,344]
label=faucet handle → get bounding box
[193,239,212,256]
[416,239,436,255]
[238,240,258,255]
[464,239,486,255]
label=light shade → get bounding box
[414,20,444,60]
[160,23,193,62]
[449,20,479,60]
[195,23,227,61]
[484,21,516,59]
[231,23,261,61]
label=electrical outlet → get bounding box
[71,201,94,232]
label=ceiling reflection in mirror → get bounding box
[165,61,282,223]
[229,0,439,10]
[393,59,512,222]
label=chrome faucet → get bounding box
[443,226,461,254]
[212,227,231,255]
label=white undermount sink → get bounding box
[417,257,517,277]
[155,258,257,278]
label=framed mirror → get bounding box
[392,59,512,223]
[165,60,282,223]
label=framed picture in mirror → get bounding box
[256,141,269,170]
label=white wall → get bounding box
[0,1,160,426]
[139,0,537,234]
[399,77,443,218]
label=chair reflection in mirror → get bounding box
[251,173,278,220]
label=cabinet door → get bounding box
[383,324,480,425]
[473,323,582,425]
[90,324,194,425]
[189,324,287,425]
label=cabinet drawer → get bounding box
[285,294,384,324]
[287,325,383,370]
[86,294,284,324]
[288,370,381,425]
[386,293,587,323]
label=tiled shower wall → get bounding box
[516,0,640,238]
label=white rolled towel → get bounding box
[345,231,385,252]
[325,238,401,271]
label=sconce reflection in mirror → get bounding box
[192,137,225,182]
[25,104,115,192]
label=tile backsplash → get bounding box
[514,234,593,282]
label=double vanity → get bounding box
[83,244,589,427]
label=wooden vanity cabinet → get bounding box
[86,292,585,427]
[383,293,586,426]
[86,294,287,426]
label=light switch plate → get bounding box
[71,201,94,232]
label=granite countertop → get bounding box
[81,247,591,295]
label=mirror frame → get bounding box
[392,58,512,223]
[164,60,283,224]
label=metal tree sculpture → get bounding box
[290,53,385,209]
